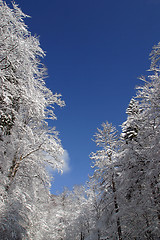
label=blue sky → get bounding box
[6,0,160,193]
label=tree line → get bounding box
[0,1,159,239]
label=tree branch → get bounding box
[6,143,43,191]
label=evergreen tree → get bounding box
[119,43,160,239]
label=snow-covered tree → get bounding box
[119,43,160,239]
[90,121,122,240]
[0,1,65,238]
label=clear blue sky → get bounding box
[6,0,160,193]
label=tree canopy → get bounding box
[0,1,159,239]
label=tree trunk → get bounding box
[112,173,122,240]
[97,229,100,240]
[81,231,84,240]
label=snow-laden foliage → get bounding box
[0,1,64,239]
[89,122,122,240]
[0,1,160,239]
[54,42,160,240]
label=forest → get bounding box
[0,1,159,239]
